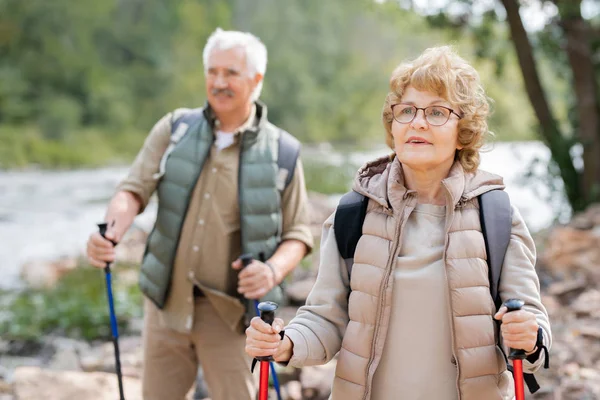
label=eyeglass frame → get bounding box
[391,103,463,126]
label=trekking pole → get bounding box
[97,222,125,400]
[252,301,284,400]
[241,255,283,400]
[505,298,526,400]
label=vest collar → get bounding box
[203,100,269,136]
[354,155,505,211]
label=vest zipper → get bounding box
[441,181,461,399]
[362,196,414,399]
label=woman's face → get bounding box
[391,86,462,172]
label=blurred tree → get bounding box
[0,0,559,169]
[402,0,599,211]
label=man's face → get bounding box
[205,47,261,115]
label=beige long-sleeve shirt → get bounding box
[117,107,313,333]
[371,203,457,400]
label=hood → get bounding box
[352,155,505,210]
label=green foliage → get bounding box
[304,158,360,195]
[0,264,143,341]
[38,95,83,140]
[0,125,145,168]
[0,0,541,169]
[410,0,600,212]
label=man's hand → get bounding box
[232,258,278,299]
[86,191,141,269]
[86,229,117,269]
[494,306,539,353]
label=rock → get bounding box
[571,290,600,317]
[79,336,142,375]
[579,326,600,340]
[540,226,600,277]
[540,294,561,317]
[19,257,77,289]
[307,192,336,241]
[546,277,587,297]
[285,278,316,305]
[0,379,12,394]
[283,380,302,400]
[307,192,335,227]
[0,356,43,381]
[46,346,80,371]
[300,361,336,400]
[13,367,142,400]
[44,337,90,371]
[569,204,600,230]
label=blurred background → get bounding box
[0,0,599,399]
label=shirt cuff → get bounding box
[523,327,549,372]
[281,229,314,254]
[115,183,150,213]
[284,326,309,368]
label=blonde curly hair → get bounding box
[382,46,491,173]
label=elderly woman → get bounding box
[245,46,551,399]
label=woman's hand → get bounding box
[494,306,539,353]
[245,317,293,363]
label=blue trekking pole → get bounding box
[97,222,125,400]
[241,254,283,400]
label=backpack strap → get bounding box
[479,190,546,394]
[333,191,368,277]
[276,130,301,191]
[478,189,512,311]
[153,108,203,180]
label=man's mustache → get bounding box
[211,88,235,97]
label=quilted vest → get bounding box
[139,104,285,309]
[331,162,513,399]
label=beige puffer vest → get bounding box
[331,156,514,400]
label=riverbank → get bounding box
[2,197,600,399]
[1,141,567,291]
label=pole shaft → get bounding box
[513,359,525,400]
[259,361,270,400]
[105,267,125,400]
[112,338,125,400]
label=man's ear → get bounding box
[253,73,264,86]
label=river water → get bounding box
[0,141,567,290]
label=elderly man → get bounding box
[86,28,313,400]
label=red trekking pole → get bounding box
[505,298,526,400]
[250,301,284,400]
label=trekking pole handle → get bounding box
[254,301,285,362]
[505,298,526,360]
[97,222,118,246]
[258,301,278,326]
[241,253,254,268]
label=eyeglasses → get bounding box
[391,104,462,126]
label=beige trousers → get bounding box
[142,298,256,400]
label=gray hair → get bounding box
[203,28,267,102]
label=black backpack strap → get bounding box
[479,190,547,394]
[153,108,203,180]
[171,107,204,136]
[334,191,368,277]
[478,189,512,311]
[277,130,301,190]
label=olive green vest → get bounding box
[140,103,292,309]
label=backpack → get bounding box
[154,107,300,190]
[333,189,546,393]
